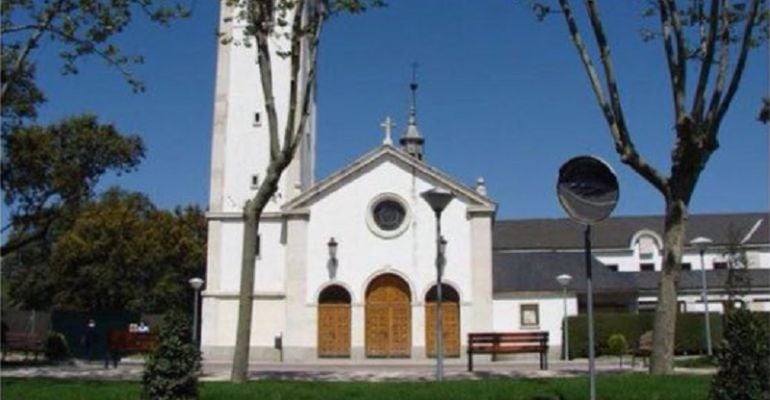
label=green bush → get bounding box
[44,331,70,362]
[607,333,628,367]
[709,310,770,400]
[142,311,200,400]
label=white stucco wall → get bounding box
[492,294,578,346]
[304,157,475,307]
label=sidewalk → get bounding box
[1,358,673,381]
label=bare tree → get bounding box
[220,0,381,383]
[530,0,767,373]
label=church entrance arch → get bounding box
[317,285,351,357]
[365,273,411,357]
[425,284,460,357]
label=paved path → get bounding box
[1,358,690,382]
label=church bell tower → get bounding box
[208,3,316,216]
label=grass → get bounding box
[1,374,711,400]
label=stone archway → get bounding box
[365,273,411,357]
[317,285,351,357]
[425,284,460,357]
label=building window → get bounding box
[520,304,540,328]
[606,264,619,272]
[253,112,262,127]
[638,301,657,312]
[713,262,728,270]
[640,263,655,271]
[638,235,658,259]
[681,263,692,271]
[365,193,411,239]
[250,174,259,189]
[372,199,406,231]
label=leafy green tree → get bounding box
[527,0,767,374]
[224,0,383,382]
[3,188,206,313]
[1,114,145,256]
[0,0,188,125]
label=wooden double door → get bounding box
[365,274,411,357]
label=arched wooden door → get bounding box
[317,285,351,357]
[425,284,460,357]
[365,274,411,357]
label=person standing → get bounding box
[81,319,97,362]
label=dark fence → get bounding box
[51,311,138,360]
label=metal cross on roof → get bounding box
[380,116,396,145]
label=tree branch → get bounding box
[691,0,721,119]
[706,0,731,121]
[657,0,686,118]
[0,216,55,257]
[583,0,669,195]
[290,13,323,152]
[281,0,307,153]
[251,1,280,161]
[715,0,761,125]
[0,1,63,102]
[663,0,688,116]
[45,26,141,89]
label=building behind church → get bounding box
[200,3,770,362]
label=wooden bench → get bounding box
[105,330,157,367]
[467,332,549,371]
[3,332,45,360]
[631,331,653,368]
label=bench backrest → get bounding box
[4,332,44,350]
[637,330,653,350]
[468,332,548,346]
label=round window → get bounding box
[366,194,411,239]
[373,199,406,231]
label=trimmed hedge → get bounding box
[566,312,770,359]
[565,312,724,359]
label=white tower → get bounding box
[208,5,316,215]
[201,2,315,361]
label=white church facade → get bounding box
[200,3,770,363]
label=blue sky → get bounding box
[32,1,768,219]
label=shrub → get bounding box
[709,310,770,400]
[44,331,70,362]
[142,311,201,400]
[607,333,628,367]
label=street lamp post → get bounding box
[189,277,205,344]
[420,188,454,382]
[556,274,573,361]
[690,236,714,357]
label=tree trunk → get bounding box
[230,161,285,382]
[230,209,259,382]
[649,198,688,374]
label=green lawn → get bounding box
[1,374,710,400]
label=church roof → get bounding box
[492,251,770,295]
[493,252,636,295]
[493,212,768,251]
[282,144,496,212]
